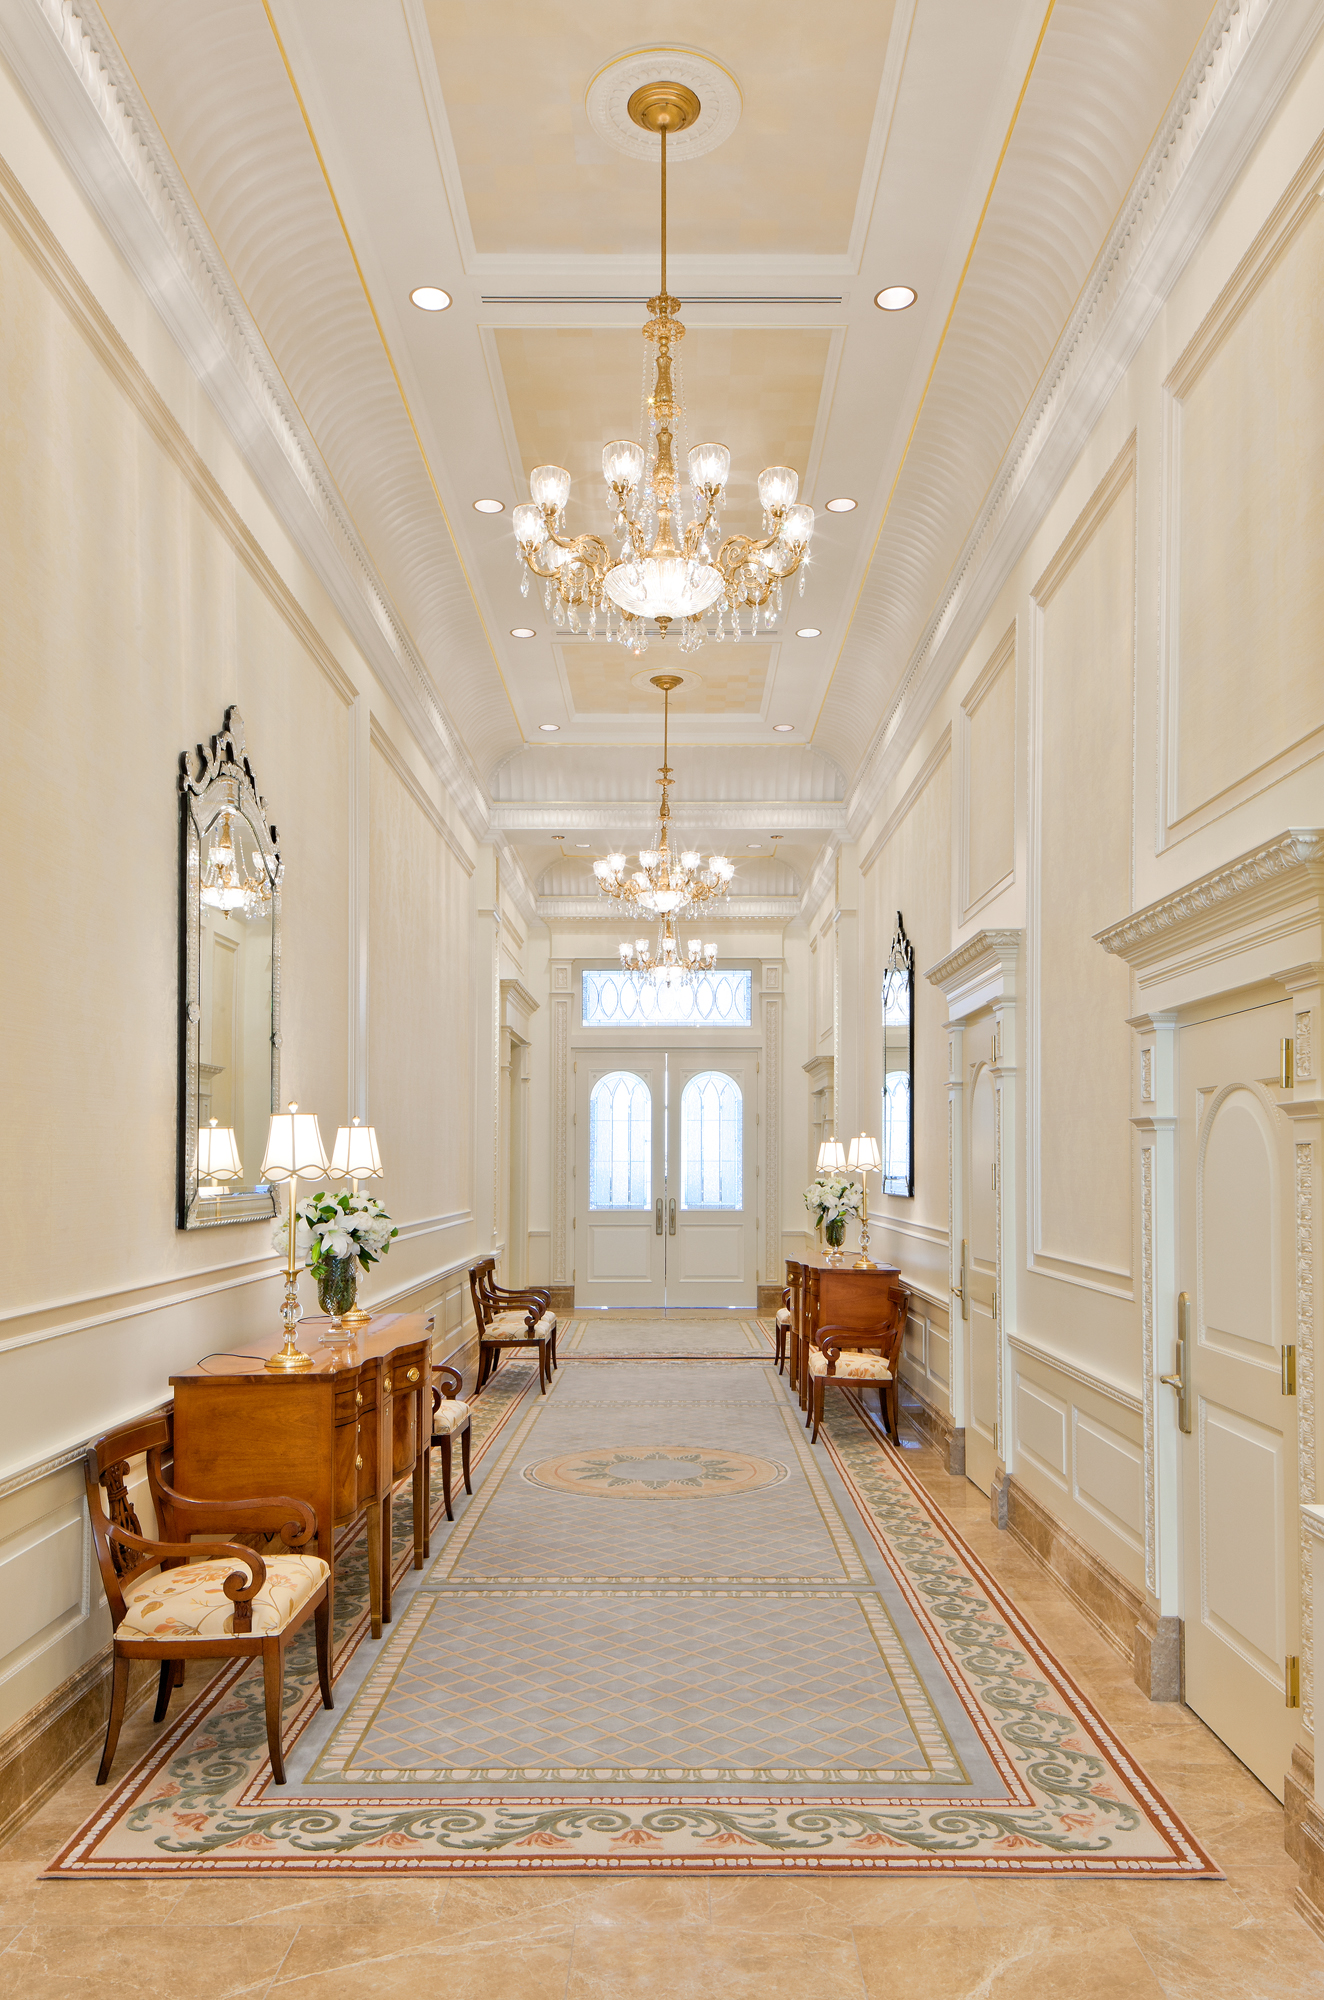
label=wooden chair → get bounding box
[475,1257,559,1374]
[85,1415,333,1787]
[775,1261,804,1376]
[428,1363,472,1522]
[805,1282,909,1445]
[468,1260,555,1394]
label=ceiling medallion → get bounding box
[512,80,814,659]
[585,46,742,163]
[596,674,733,984]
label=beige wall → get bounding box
[0,69,491,1740]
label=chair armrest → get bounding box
[431,1364,464,1414]
[491,1286,550,1309]
[817,1327,897,1357]
[152,1481,317,1550]
[108,1528,267,1632]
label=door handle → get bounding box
[1160,1291,1192,1435]
[668,1198,676,1237]
[655,1197,663,1236]
[955,1239,969,1321]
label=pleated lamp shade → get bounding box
[847,1133,882,1171]
[260,1102,328,1183]
[328,1117,384,1183]
[816,1136,846,1170]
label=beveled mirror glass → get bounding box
[178,707,282,1228]
[881,910,914,1199]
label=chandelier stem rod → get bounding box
[660,125,667,297]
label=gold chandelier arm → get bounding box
[524,533,612,585]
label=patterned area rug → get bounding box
[49,1332,1217,1878]
[563,1314,770,1357]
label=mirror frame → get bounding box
[881,910,915,1200]
[178,706,283,1229]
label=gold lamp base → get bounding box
[337,1306,373,1332]
[853,1258,880,1271]
[265,1335,315,1374]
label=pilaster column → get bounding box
[990,970,1021,1524]
[1129,1011,1181,1700]
[946,1019,968,1439]
[550,960,573,1286]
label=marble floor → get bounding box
[3,1410,1323,1997]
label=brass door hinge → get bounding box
[1286,1656,1301,1708]
[1282,1344,1297,1396]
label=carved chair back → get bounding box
[469,1258,498,1332]
[84,1415,174,1627]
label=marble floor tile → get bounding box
[854,1920,1166,1998]
[271,1933,575,1999]
[0,1921,299,1999]
[565,1921,870,1998]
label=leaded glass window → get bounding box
[588,1070,651,1210]
[581,968,752,1027]
[680,1070,743,1210]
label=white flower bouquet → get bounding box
[272,1190,398,1276]
[804,1172,862,1248]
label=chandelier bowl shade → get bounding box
[603,438,646,488]
[602,553,726,622]
[757,465,799,513]
[529,464,571,511]
[688,441,731,492]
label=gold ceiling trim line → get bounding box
[257,0,525,743]
[808,0,1060,744]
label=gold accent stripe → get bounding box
[258,1,523,738]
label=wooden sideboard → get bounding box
[170,1312,432,1644]
[784,1260,903,1399]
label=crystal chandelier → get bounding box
[200,812,273,920]
[595,674,731,982]
[512,81,814,656]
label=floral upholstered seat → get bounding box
[118,1552,329,1640]
[430,1396,470,1435]
[807,1345,892,1382]
[488,1309,552,1339]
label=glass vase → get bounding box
[824,1218,847,1268]
[316,1254,360,1337]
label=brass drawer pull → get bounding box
[355,1391,363,1407]
[406,1367,419,1384]
[355,1454,363,1470]
[383,1374,392,1394]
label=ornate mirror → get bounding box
[881,911,914,1198]
[178,708,282,1228]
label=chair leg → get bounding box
[153,1659,174,1724]
[550,1325,558,1371]
[461,1423,472,1494]
[811,1378,825,1444]
[440,1433,454,1520]
[314,1593,334,1710]
[537,1343,547,1394]
[263,1638,287,1785]
[422,1444,431,1559]
[886,1381,900,1445]
[97,1652,130,1784]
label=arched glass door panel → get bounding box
[680,1070,743,1210]
[588,1070,652,1210]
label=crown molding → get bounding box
[1096,828,1324,1007]
[536,896,800,926]
[843,0,1324,841]
[0,0,490,837]
[489,800,845,835]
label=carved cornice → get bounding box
[925,929,1023,1017]
[843,0,1319,837]
[2,0,489,834]
[536,896,800,925]
[1096,830,1324,968]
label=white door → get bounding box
[964,1047,999,1495]
[575,1057,665,1309]
[666,1051,758,1309]
[1176,999,1298,1799]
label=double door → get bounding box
[574,1046,757,1309]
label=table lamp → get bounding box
[847,1132,882,1269]
[196,1118,242,1200]
[260,1101,328,1373]
[327,1116,385,1331]
[816,1134,846,1170]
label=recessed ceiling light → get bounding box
[510,627,536,638]
[575,842,589,848]
[773,722,795,732]
[796,627,822,638]
[473,498,504,514]
[411,285,452,311]
[747,842,762,849]
[824,498,856,513]
[875,285,916,311]
[538,722,560,733]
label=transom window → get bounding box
[582,968,752,1028]
[588,1070,651,1210]
[680,1070,743,1210]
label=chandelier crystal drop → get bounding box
[596,674,732,982]
[512,82,814,653]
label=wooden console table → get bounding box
[785,1260,902,1398]
[170,1312,432,1644]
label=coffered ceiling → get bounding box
[88,0,1219,908]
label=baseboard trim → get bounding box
[898,1382,965,1476]
[547,1287,574,1314]
[1289,1745,1324,1942]
[1005,1476,1179,1700]
[0,1649,157,1851]
[756,1285,783,1314]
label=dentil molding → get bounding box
[926,929,1023,1019]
